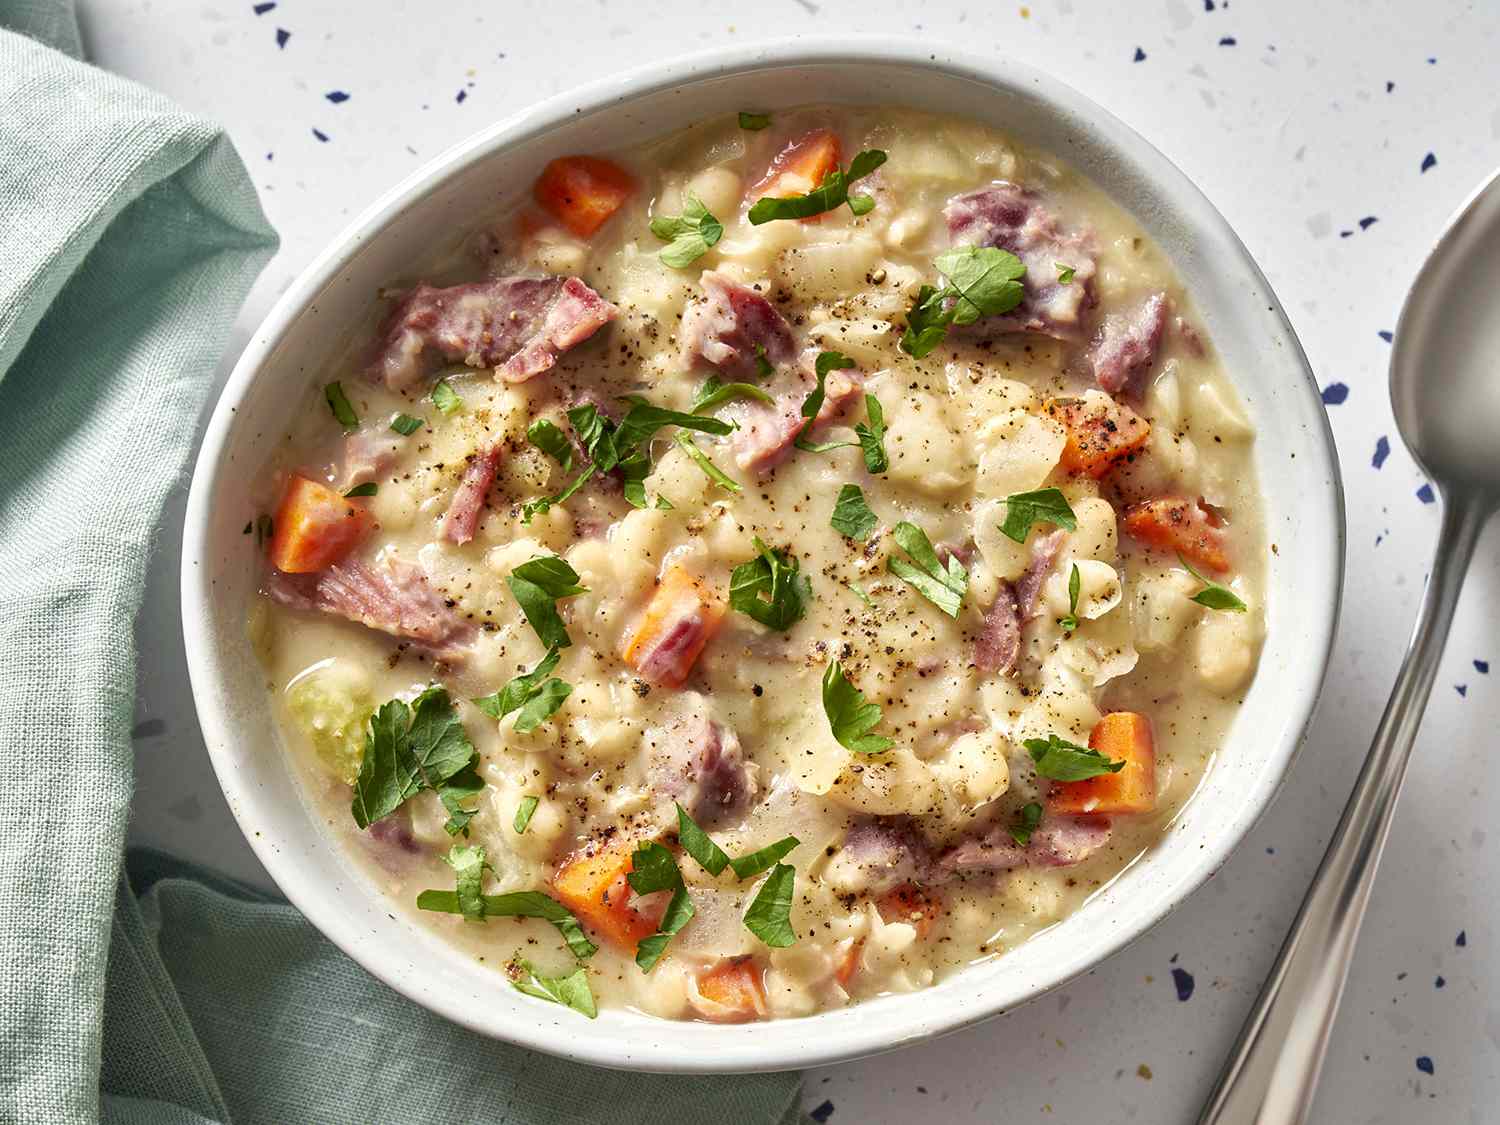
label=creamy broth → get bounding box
[250,105,1266,1022]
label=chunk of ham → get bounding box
[1014,529,1068,618]
[439,445,502,545]
[1091,292,1168,394]
[727,361,862,475]
[341,427,405,489]
[944,184,1097,339]
[934,817,1112,877]
[832,820,934,895]
[678,271,796,378]
[974,582,1021,675]
[263,554,476,659]
[370,275,616,390]
[649,715,758,826]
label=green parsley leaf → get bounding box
[513,795,540,834]
[350,686,482,833]
[855,395,888,473]
[443,843,489,921]
[753,342,775,378]
[390,412,424,436]
[933,245,1028,326]
[691,375,775,413]
[792,352,859,453]
[527,419,574,471]
[324,381,359,430]
[431,378,462,415]
[738,111,772,130]
[1060,563,1081,632]
[627,841,696,972]
[728,837,799,881]
[1179,554,1248,612]
[999,488,1078,544]
[473,647,572,733]
[416,888,597,959]
[649,195,724,269]
[567,404,614,466]
[814,350,857,380]
[747,149,887,224]
[1024,734,1125,782]
[830,484,878,540]
[506,556,588,650]
[743,863,797,947]
[521,464,596,524]
[729,537,811,631]
[613,400,733,453]
[1056,262,1077,285]
[847,582,875,610]
[1008,802,1044,847]
[821,660,895,755]
[676,803,731,875]
[674,432,742,492]
[436,764,484,836]
[512,959,597,1018]
[899,284,954,359]
[887,521,968,617]
[343,482,378,498]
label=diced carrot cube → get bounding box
[551,841,659,951]
[268,474,375,574]
[1123,497,1231,573]
[875,883,943,941]
[1046,395,1151,478]
[749,128,842,218]
[620,565,725,687]
[1048,711,1157,817]
[533,155,635,238]
[693,956,769,1023]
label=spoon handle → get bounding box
[1197,488,1490,1125]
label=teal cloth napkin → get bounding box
[0,5,808,1122]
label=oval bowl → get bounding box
[182,37,1344,1074]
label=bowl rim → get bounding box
[182,34,1345,1073]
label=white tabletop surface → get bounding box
[93,1,1500,1121]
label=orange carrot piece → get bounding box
[551,841,659,951]
[1123,497,1231,573]
[533,155,635,238]
[267,475,375,574]
[1046,395,1151,479]
[620,565,725,687]
[693,956,769,1023]
[1048,711,1157,817]
[875,883,943,941]
[833,939,861,987]
[749,128,842,215]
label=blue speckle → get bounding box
[1375,533,1384,547]
[1266,846,1276,854]
[1427,56,1437,64]
[1219,36,1237,46]
[1457,930,1467,947]
[1172,967,1196,1001]
[1339,229,1354,239]
[457,89,468,104]
[1359,216,1378,230]
[1421,152,1437,173]
[264,151,273,161]
[275,27,290,48]
[252,1,275,13]
[1435,975,1446,988]
[1378,330,1393,343]
[810,1100,835,1123]
[1386,80,1395,92]
[1372,436,1390,469]
[1475,660,1489,674]
[1321,383,1349,405]
[1133,47,1147,62]
[1416,1056,1434,1075]
[312,128,330,143]
[1457,684,1468,697]
[1170,953,1179,964]
[1416,483,1436,504]
[1204,0,1215,9]
[325,90,350,104]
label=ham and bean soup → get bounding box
[250,106,1266,1022]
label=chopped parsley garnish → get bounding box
[822,660,894,755]
[747,149,887,224]
[350,685,484,837]
[511,959,597,1019]
[855,395,888,473]
[473,647,572,733]
[1060,563,1081,632]
[899,245,1028,358]
[627,841,695,972]
[674,432,742,492]
[738,110,772,130]
[513,795,540,834]
[1024,733,1125,782]
[612,399,734,454]
[729,537,811,631]
[1009,802,1044,847]
[690,375,774,413]
[506,556,587,650]
[324,381,359,429]
[431,378,462,415]
[416,885,597,960]
[444,843,489,921]
[1056,262,1077,284]
[649,195,724,269]
[527,418,574,471]
[830,484,878,540]
[847,582,875,610]
[390,412,424,435]
[998,487,1078,544]
[675,802,799,881]
[729,837,799,881]
[343,482,378,498]
[743,863,797,947]
[753,342,775,378]
[1180,554,1248,612]
[887,521,968,617]
[793,351,860,453]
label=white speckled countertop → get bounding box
[101,1,1500,1120]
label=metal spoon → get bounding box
[1198,168,1500,1125]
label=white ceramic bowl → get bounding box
[182,38,1344,1073]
